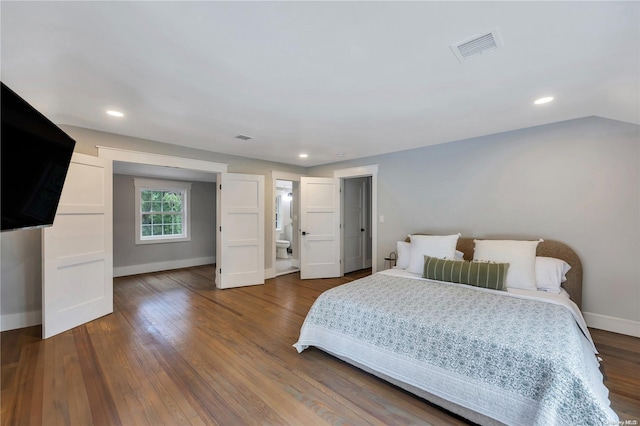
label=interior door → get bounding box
[216,173,264,289]
[300,177,341,279]
[42,153,113,339]
[344,178,365,273]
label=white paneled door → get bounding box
[42,153,113,339]
[300,177,341,279]
[216,173,265,289]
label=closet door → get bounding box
[216,173,265,288]
[42,153,113,339]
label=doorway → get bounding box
[343,176,372,274]
[334,164,378,276]
[275,179,299,276]
[98,146,227,279]
[297,166,378,280]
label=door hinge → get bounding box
[219,184,222,190]
[219,226,222,232]
[219,268,222,274]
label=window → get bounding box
[134,178,191,244]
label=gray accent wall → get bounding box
[112,174,216,275]
[309,116,640,324]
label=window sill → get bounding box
[135,236,191,245]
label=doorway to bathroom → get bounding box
[275,179,299,276]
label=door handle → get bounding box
[302,231,309,236]
[361,228,365,232]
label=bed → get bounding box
[293,235,618,426]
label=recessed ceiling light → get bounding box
[534,96,554,105]
[299,154,308,158]
[106,110,124,117]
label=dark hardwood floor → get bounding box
[2,265,639,425]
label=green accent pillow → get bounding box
[423,255,509,291]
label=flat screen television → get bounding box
[1,81,76,232]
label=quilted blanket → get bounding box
[294,272,617,426]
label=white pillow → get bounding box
[473,239,542,290]
[396,241,411,269]
[407,234,460,275]
[454,250,464,261]
[536,256,571,294]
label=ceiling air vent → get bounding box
[450,28,503,63]
[235,134,253,141]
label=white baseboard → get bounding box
[8,286,634,341]
[265,267,276,279]
[114,256,215,278]
[1,310,42,331]
[583,312,640,338]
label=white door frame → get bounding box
[97,146,227,277]
[269,171,304,279]
[97,146,228,175]
[334,165,378,275]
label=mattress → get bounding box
[294,269,617,426]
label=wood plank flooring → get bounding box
[2,265,639,425]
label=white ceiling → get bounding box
[2,1,638,167]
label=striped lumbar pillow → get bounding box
[423,255,509,291]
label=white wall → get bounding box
[0,229,43,330]
[310,117,640,336]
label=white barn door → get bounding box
[300,177,341,279]
[42,153,113,339]
[216,173,264,289]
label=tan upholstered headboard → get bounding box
[404,235,583,309]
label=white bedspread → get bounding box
[294,270,618,426]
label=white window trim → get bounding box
[134,178,192,245]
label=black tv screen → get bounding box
[1,81,76,232]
